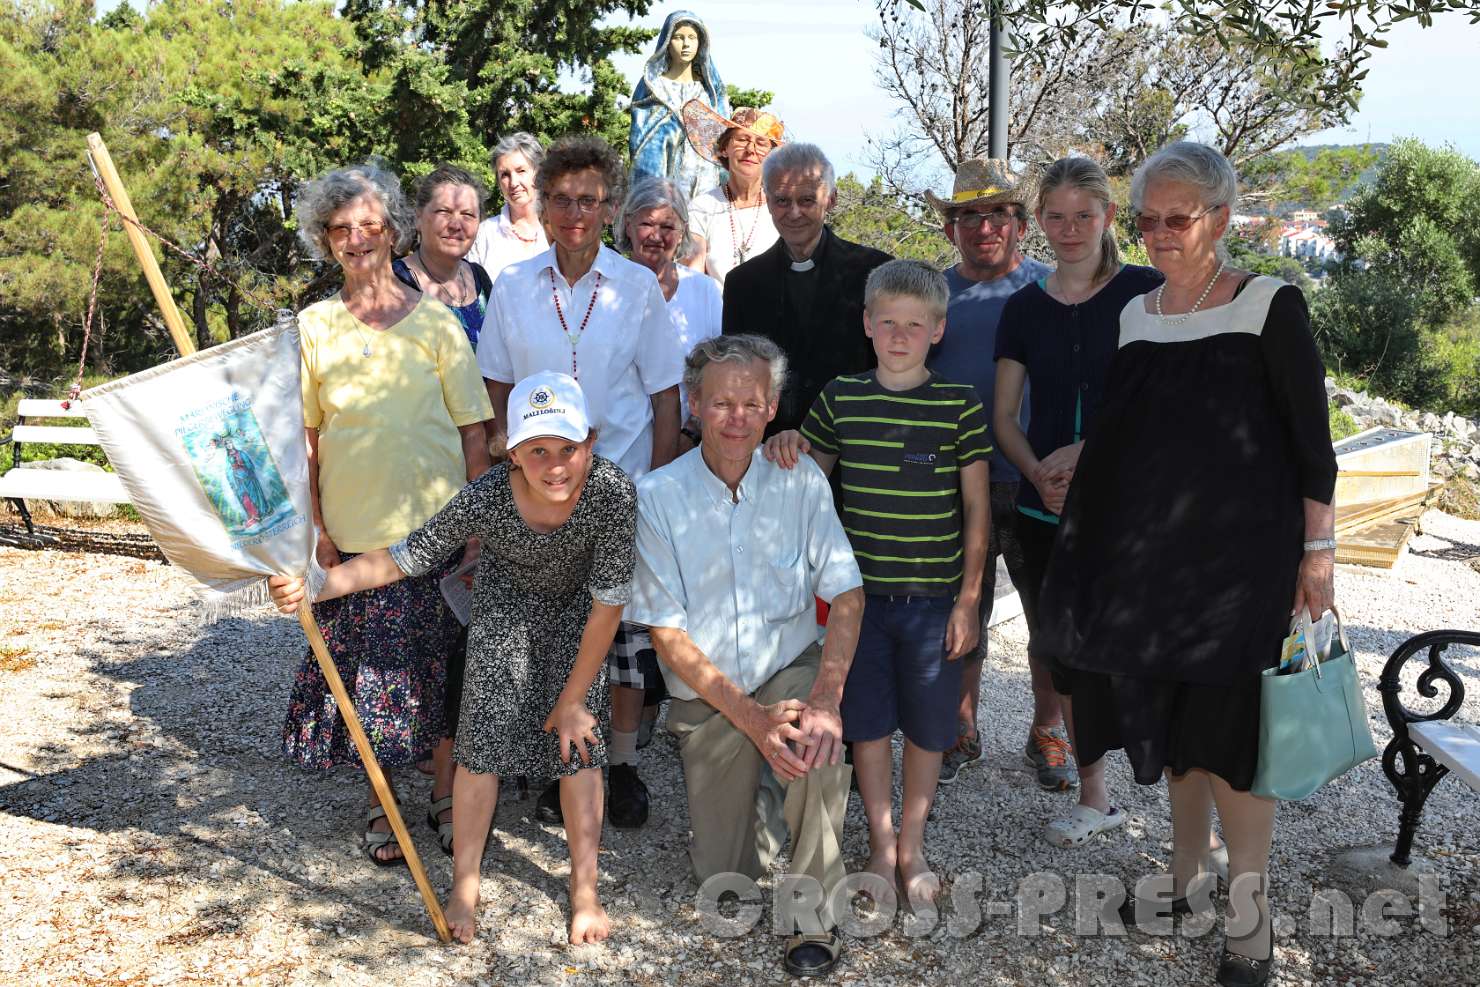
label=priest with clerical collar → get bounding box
[720,142,892,434]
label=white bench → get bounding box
[1377,629,1480,866]
[1409,722,1480,792]
[1,399,129,539]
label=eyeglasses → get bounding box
[546,194,609,215]
[1134,206,1223,233]
[953,208,1019,229]
[729,134,775,153]
[326,220,387,242]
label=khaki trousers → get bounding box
[666,644,851,926]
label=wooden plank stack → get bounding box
[1332,427,1439,568]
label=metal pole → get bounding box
[988,5,1010,160]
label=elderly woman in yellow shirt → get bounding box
[283,161,493,866]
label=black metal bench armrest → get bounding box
[1376,628,1480,865]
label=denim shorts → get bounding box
[841,594,964,752]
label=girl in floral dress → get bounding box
[271,372,636,946]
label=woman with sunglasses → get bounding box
[679,102,786,284]
[285,162,494,866]
[1036,142,1337,987]
[477,136,685,832]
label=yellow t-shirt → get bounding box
[300,293,494,552]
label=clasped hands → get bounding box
[1030,443,1082,516]
[742,698,843,783]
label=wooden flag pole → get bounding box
[86,132,451,943]
[85,134,197,359]
[298,602,452,942]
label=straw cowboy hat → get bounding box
[924,158,1035,216]
[681,99,786,164]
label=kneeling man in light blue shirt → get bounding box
[627,333,864,979]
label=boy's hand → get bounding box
[268,575,305,614]
[543,698,602,766]
[944,599,980,661]
[762,430,810,470]
[796,701,844,769]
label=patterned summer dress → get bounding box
[389,457,637,778]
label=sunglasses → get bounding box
[326,220,387,242]
[953,208,1020,229]
[1134,206,1223,233]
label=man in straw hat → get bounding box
[680,101,786,286]
[922,159,1072,795]
[721,142,892,435]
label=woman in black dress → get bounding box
[1037,142,1336,987]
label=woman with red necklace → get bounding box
[468,133,549,281]
[679,101,785,285]
[476,136,685,832]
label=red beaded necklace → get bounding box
[549,267,602,379]
[724,183,765,266]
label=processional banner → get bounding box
[81,313,312,615]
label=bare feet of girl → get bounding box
[897,844,941,908]
[862,835,900,905]
[568,886,610,945]
[444,877,480,944]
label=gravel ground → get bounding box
[1,511,1478,987]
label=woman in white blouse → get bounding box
[618,176,722,433]
[679,102,785,285]
[467,133,549,281]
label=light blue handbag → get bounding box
[1252,608,1378,801]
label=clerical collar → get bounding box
[785,226,830,273]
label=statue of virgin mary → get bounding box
[629,11,728,200]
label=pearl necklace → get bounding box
[1155,262,1224,325]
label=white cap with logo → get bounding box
[506,371,592,450]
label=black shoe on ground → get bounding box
[607,763,650,828]
[1216,942,1274,987]
[783,931,841,977]
[535,780,563,825]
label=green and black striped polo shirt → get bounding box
[801,371,991,596]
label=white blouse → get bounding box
[477,245,684,479]
[689,185,780,286]
[467,204,548,283]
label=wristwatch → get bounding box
[1303,538,1337,552]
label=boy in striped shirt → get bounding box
[764,259,990,907]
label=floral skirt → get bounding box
[281,553,459,770]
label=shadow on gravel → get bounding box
[0,610,586,955]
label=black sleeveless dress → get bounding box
[1037,275,1337,791]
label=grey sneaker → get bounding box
[938,729,982,785]
[1024,725,1078,791]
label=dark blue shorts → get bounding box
[841,594,964,752]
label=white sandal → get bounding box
[1045,804,1126,848]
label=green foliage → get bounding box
[1328,405,1361,442]
[0,0,652,384]
[1241,145,1381,211]
[726,85,774,111]
[830,175,955,267]
[1313,140,1480,415]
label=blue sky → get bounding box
[607,1,1480,181]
